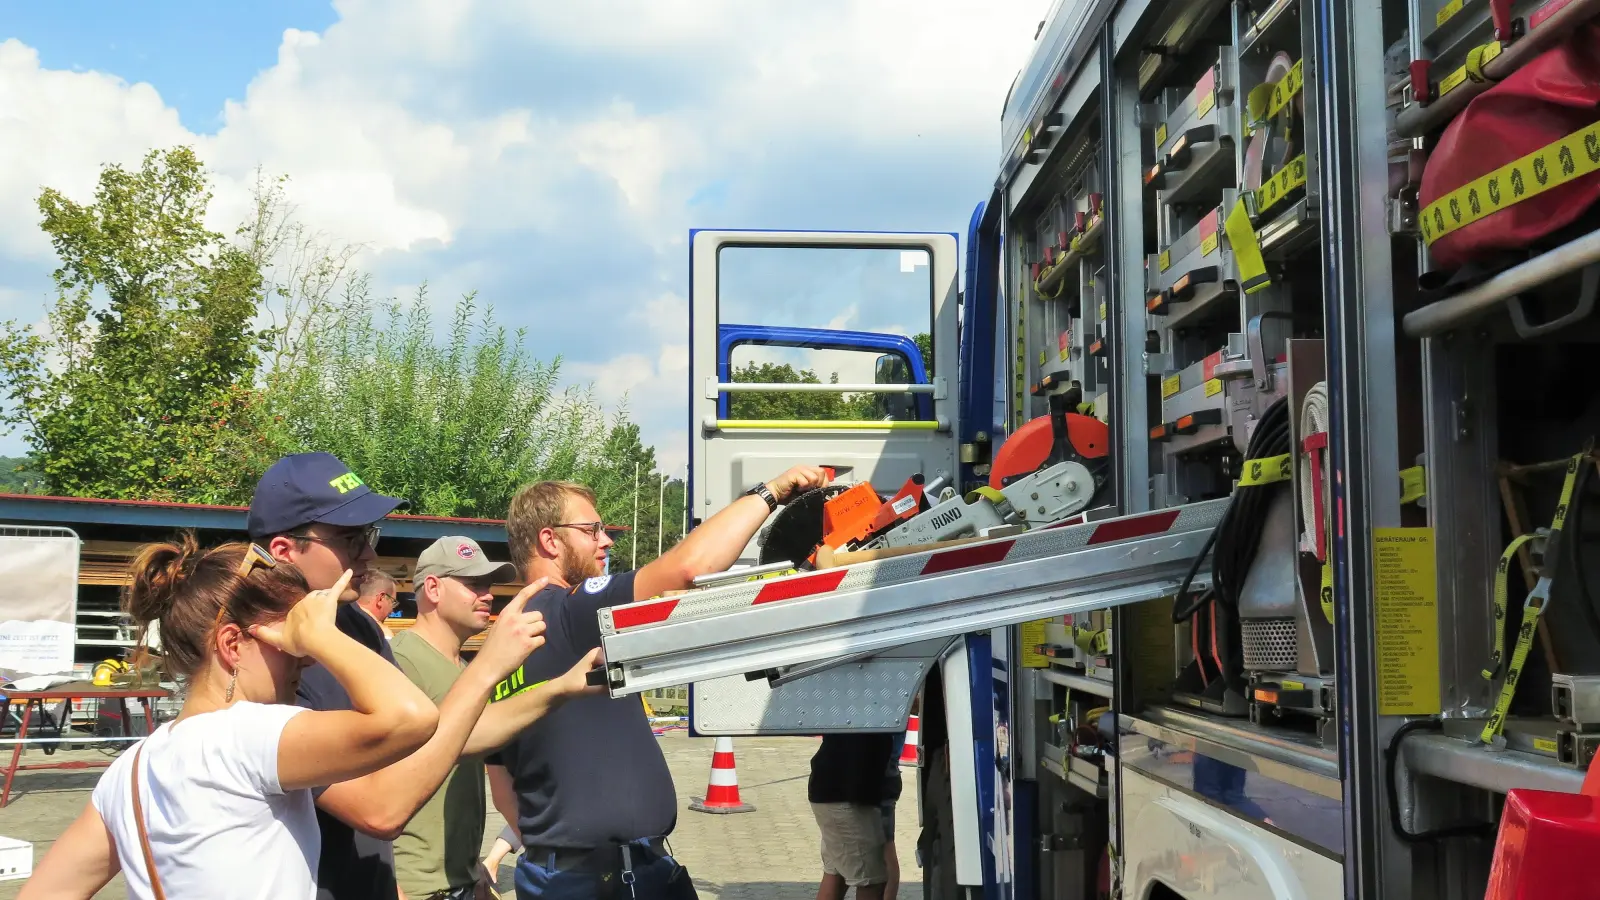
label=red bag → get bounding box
[1419,24,1600,272]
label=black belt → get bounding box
[526,837,670,874]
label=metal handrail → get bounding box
[1402,228,1600,337]
[714,382,935,393]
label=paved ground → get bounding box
[0,730,921,898]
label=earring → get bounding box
[225,667,238,703]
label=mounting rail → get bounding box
[595,499,1227,695]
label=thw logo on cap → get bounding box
[457,542,477,559]
[329,472,365,494]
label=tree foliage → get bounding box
[275,283,599,518]
[0,147,284,502]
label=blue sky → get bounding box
[0,0,1048,472]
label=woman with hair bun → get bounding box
[21,533,444,900]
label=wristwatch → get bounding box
[744,481,779,512]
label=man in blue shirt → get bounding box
[489,466,829,899]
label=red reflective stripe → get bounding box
[611,599,679,630]
[1086,510,1181,545]
[753,569,848,604]
[920,540,1015,575]
[711,752,736,767]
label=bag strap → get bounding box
[130,743,167,900]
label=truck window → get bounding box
[717,244,935,422]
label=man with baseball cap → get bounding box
[392,537,572,900]
[249,454,595,900]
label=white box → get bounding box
[0,835,32,881]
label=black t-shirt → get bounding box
[808,733,897,806]
[295,602,398,900]
[485,572,677,849]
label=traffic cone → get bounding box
[689,737,755,814]
[900,715,921,766]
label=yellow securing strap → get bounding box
[1072,626,1109,655]
[1257,154,1308,217]
[1482,532,1543,681]
[1238,453,1293,487]
[1319,562,1334,624]
[1224,197,1271,295]
[965,485,1008,505]
[1399,466,1427,505]
[1480,452,1585,743]
[1246,59,1303,126]
[1420,118,1600,247]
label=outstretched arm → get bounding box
[309,580,551,840]
[633,465,830,600]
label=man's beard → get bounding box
[559,540,602,585]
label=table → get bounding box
[0,682,171,807]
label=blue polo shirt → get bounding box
[486,572,677,849]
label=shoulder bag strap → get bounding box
[130,743,168,900]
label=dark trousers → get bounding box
[515,849,699,900]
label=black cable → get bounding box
[1172,396,1292,622]
[1383,719,1496,844]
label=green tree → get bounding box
[0,147,285,502]
[0,456,43,494]
[276,283,612,518]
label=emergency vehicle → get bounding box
[590,0,1600,896]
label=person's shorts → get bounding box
[811,802,888,887]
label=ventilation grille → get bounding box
[1241,617,1298,671]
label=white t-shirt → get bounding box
[92,702,319,900]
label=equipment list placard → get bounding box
[1373,527,1441,716]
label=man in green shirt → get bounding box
[392,536,548,900]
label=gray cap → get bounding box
[414,536,517,584]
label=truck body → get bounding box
[596,0,1600,897]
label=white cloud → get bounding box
[0,0,1049,471]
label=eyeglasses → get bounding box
[553,522,606,539]
[288,524,382,557]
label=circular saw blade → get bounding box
[757,485,850,567]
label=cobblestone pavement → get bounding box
[0,730,921,899]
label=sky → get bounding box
[0,0,1051,476]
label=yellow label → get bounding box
[1438,64,1469,98]
[1098,301,1107,320]
[1281,680,1305,691]
[1162,374,1182,400]
[1204,378,1223,398]
[1534,737,1560,755]
[1200,233,1218,257]
[1039,349,1047,366]
[1155,123,1168,151]
[1436,0,1463,25]
[1197,90,1216,118]
[1374,528,1442,716]
[1159,249,1172,272]
[1059,346,1069,362]
[1020,620,1049,669]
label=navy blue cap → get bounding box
[246,453,408,538]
